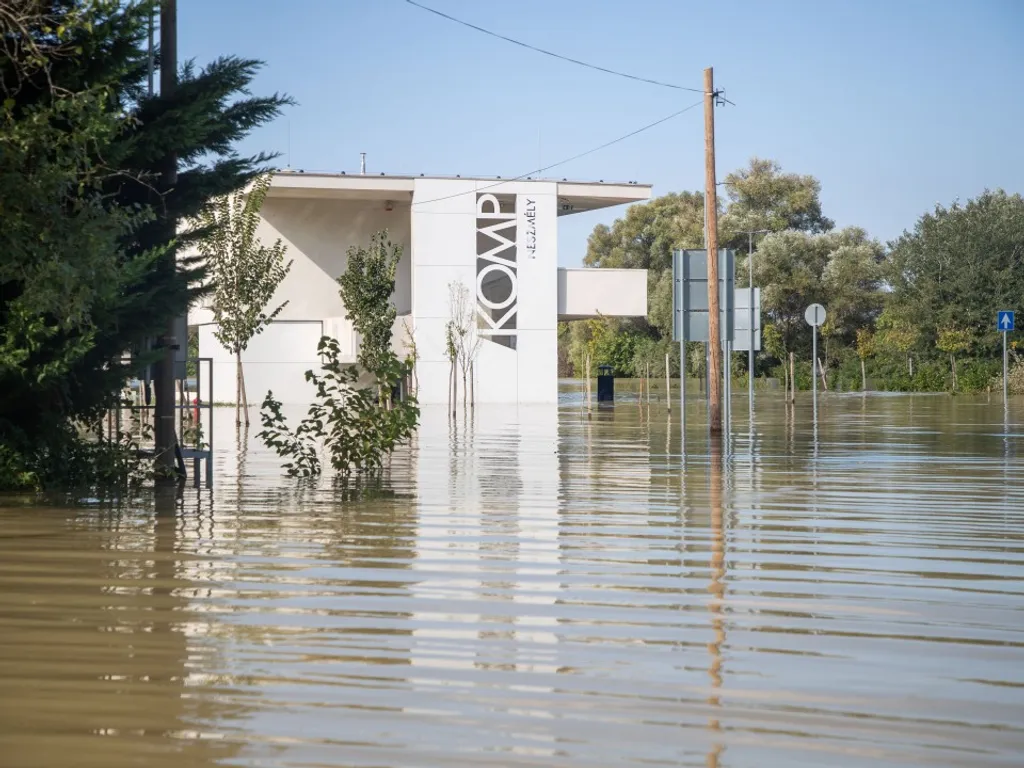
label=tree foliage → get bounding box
[886,190,1024,355]
[567,160,1024,394]
[720,157,834,241]
[575,158,836,374]
[752,227,884,355]
[337,231,402,375]
[0,0,289,489]
[260,231,419,483]
[197,173,292,355]
[258,338,417,480]
[195,172,292,423]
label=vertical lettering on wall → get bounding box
[476,193,518,349]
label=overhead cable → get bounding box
[404,0,705,94]
[412,98,704,207]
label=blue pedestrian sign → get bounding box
[998,311,1015,332]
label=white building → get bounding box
[192,172,650,405]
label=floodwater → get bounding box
[2,391,1023,767]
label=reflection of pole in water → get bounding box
[706,436,726,765]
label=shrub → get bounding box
[258,337,418,480]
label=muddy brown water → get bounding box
[2,392,1023,767]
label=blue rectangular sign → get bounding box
[998,310,1015,332]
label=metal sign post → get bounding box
[998,311,1014,406]
[805,304,827,423]
[673,248,736,435]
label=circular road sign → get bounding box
[805,303,827,327]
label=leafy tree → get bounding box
[584,192,705,342]
[763,323,790,396]
[877,311,921,377]
[260,231,419,483]
[337,231,402,381]
[0,75,157,487]
[258,338,417,480]
[855,328,875,392]
[752,227,883,362]
[585,191,705,272]
[196,173,292,426]
[720,157,834,248]
[886,190,1024,354]
[936,327,972,391]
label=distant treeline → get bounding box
[559,158,1024,394]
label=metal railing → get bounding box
[115,356,214,487]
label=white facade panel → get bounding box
[557,268,648,320]
[515,330,558,403]
[200,321,323,407]
[256,197,412,319]
[412,264,477,324]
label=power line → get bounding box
[404,0,705,94]
[412,98,704,207]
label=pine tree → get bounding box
[0,0,291,487]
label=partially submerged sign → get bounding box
[672,249,735,344]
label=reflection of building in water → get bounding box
[408,404,560,751]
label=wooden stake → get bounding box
[704,67,723,433]
[789,351,796,403]
[586,352,592,414]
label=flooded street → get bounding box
[2,392,1023,767]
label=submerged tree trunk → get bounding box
[951,354,957,391]
[240,354,250,426]
[235,350,242,426]
[861,358,867,392]
[818,358,829,391]
[469,361,475,409]
[449,362,456,417]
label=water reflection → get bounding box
[0,492,249,767]
[0,394,1023,766]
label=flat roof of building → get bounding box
[268,170,652,214]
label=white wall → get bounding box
[411,179,559,405]
[200,321,324,406]
[557,267,648,320]
[256,197,412,318]
[193,196,413,406]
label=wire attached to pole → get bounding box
[413,98,704,208]
[405,0,705,94]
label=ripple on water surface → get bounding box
[1,394,1023,767]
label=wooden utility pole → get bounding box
[153,0,178,482]
[704,67,723,433]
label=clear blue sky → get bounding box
[179,0,1023,266]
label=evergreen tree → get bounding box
[0,0,290,488]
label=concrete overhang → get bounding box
[268,171,414,201]
[266,171,652,212]
[555,181,652,215]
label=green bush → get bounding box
[958,359,1001,393]
[258,337,418,481]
